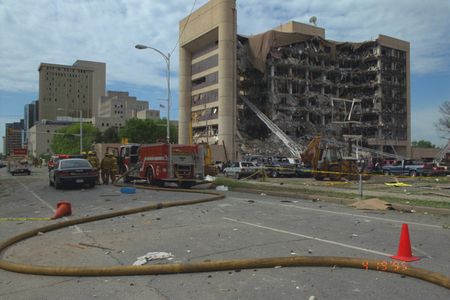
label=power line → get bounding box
[170,0,198,56]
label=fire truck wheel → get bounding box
[146,168,154,185]
[180,182,193,189]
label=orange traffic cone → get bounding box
[51,201,72,220]
[390,223,420,262]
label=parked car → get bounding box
[0,160,5,168]
[223,161,260,179]
[431,163,447,176]
[49,158,97,189]
[48,154,80,171]
[381,160,433,177]
[264,156,296,177]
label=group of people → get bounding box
[84,151,118,184]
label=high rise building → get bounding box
[178,0,411,158]
[5,120,25,156]
[38,60,106,121]
[24,100,39,130]
[178,0,237,159]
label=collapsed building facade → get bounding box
[178,0,410,160]
[237,25,410,157]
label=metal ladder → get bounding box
[433,140,450,164]
[240,96,304,158]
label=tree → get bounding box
[412,140,436,148]
[97,127,120,143]
[436,101,450,136]
[119,118,178,144]
[50,123,99,154]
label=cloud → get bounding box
[1,0,449,96]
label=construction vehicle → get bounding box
[302,136,367,181]
[118,143,204,188]
[199,143,219,176]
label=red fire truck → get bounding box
[118,143,205,188]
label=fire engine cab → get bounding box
[118,143,204,188]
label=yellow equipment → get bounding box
[302,135,366,181]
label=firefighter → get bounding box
[87,151,100,184]
[110,154,118,183]
[100,153,114,184]
[81,151,87,159]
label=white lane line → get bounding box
[223,217,392,257]
[412,246,432,259]
[17,179,83,233]
[229,196,441,229]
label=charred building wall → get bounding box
[237,26,410,157]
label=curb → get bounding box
[232,187,450,216]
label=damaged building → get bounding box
[178,0,410,160]
[237,23,410,157]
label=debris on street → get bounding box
[132,251,173,266]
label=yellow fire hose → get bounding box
[0,182,449,291]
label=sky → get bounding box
[1,0,449,154]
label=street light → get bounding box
[79,110,83,154]
[135,44,173,178]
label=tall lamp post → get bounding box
[135,44,172,178]
[79,110,83,154]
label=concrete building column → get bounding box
[178,47,192,144]
[217,0,237,160]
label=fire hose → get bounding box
[0,178,449,291]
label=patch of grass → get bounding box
[378,197,450,209]
[215,177,361,200]
[214,177,450,210]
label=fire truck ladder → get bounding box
[240,96,304,158]
[433,140,450,164]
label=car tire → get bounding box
[409,170,418,177]
[234,173,240,180]
[383,170,390,176]
[89,182,95,188]
[146,168,154,185]
[54,177,60,189]
[271,171,278,178]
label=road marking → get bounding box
[229,196,442,229]
[223,217,392,257]
[412,246,432,258]
[16,179,83,233]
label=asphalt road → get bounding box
[1,167,450,300]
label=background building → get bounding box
[93,91,160,131]
[27,121,69,158]
[23,100,39,146]
[4,120,25,156]
[38,60,106,121]
[179,0,410,158]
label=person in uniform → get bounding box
[87,151,100,184]
[100,153,113,184]
[110,154,118,184]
